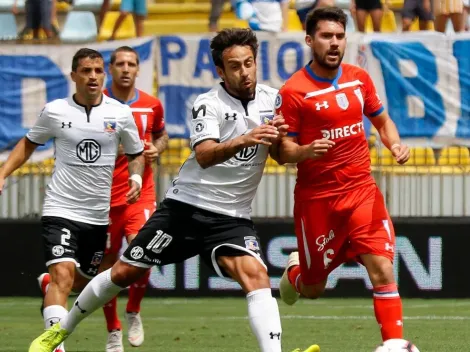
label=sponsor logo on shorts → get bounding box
[130,246,144,260]
[316,230,335,252]
[323,249,334,269]
[90,251,104,266]
[244,236,260,252]
[52,245,64,257]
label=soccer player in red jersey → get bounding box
[102,46,168,351]
[275,7,410,343]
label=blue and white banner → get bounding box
[0,37,155,160]
[157,31,470,146]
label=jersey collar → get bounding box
[72,93,103,108]
[305,61,342,89]
[107,87,140,105]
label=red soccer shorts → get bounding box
[106,200,156,255]
[293,184,395,285]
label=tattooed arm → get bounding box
[194,125,279,169]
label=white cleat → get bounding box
[106,330,124,352]
[280,251,301,306]
[126,312,144,347]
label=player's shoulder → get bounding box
[40,98,75,118]
[256,83,278,99]
[341,63,370,80]
[192,84,223,111]
[279,69,309,93]
[135,89,162,107]
[102,95,133,117]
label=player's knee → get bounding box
[301,284,325,299]
[110,260,147,288]
[368,259,395,286]
[50,264,75,293]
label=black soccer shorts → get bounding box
[121,199,267,278]
[42,216,108,279]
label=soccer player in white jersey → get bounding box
[28,29,318,352]
[0,48,145,352]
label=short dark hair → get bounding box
[110,46,140,65]
[210,28,259,68]
[72,48,103,72]
[305,7,348,36]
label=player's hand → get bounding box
[242,125,279,147]
[126,179,141,204]
[143,141,159,164]
[306,138,335,159]
[269,115,289,141]
[391,144,410,164]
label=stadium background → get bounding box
[0,3,470,350]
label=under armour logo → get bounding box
[385,243,394,252]
[75,301,87,314]
[269,332,281,340]
[396,320,403,326]
[315,101,329,110]
[225,112,237,120]
[49,319,59,327]
[62,122,72,128]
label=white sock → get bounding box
[247,288,282,352]
[44,305,67,351]
[61,269,123,333]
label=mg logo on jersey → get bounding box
[315,101,329,110]
[335,93,349,110]
[77,139,101,163]
[321,122,364,140]
[234,145,259,162]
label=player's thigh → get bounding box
[199,214,268,286]
[123,200,156,243]
[105,205,126,256]
[122,199,199,269]
[293,200,349,286]
[75,222,108,282]
[346,184,395,264]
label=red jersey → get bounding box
[104,88,165,207]
[276,63,383,201]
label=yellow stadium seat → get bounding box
[369,146,379,165]
[378,147,394,165]
[438,146,470,165]
[409,18,434,31]
[409,147,435,165]
[99,11,136,41]
[168,138,189,149]
[365,10,397,33]
[288,9,303,31]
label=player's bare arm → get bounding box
[195,124,279,169]
[279,136,335,164]
[126,153,145,204]
[0,137,38,194]
[369,110,410,165]
[143,130,169,164]
[268,114,289,164]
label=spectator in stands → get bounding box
[13,0,54,39]
[233,0,289,32]
[108,0,147,39]
[350,0,388,31]
[295,0,334,30]
[401,0,433,30]
[433,0,464,32]
[209,0,227,31]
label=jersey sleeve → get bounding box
[121,107,145,156]
[275,86,301,137]
[152,101,165,133]
[362,71,384,118]
[190,96,221,149]
[26,105,55,145]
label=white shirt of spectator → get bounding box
[26,95,144,225]
[166,83,278,219]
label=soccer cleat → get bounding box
[125,312,144,346]
[29,323,69,352]
[280,251,301,305]
[106,330,124,352]
[291,345,321,352]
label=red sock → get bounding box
[287,265,301,292]
[126,269,151,313]
[103,296,121,332]
[373,283,403,341]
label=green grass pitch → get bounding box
[1,297,469,351]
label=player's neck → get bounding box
[309,61,339,80]
[73,93,102,109]
[110,84,137,104]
